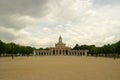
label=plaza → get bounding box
[0,56,120,80]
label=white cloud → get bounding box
[0,0,120,48]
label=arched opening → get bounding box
[80,52,82,56]
[56,50,58,55]
[53,50,55,55]
[83,52,85,56]
[60,50,61,55]
[41,52,43,55]
[66,50,68,55]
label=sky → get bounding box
[0,0,120,48]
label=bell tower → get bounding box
[55,35,66,48]
[59,35,62,43]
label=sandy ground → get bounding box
[0,56,120,80]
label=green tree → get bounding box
[73,44,80,50]
[39,48,44,50]
[80,45,89,50]
[0,40,5,56]
[115,41,120,56]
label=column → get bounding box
[61,49,63,55]
[33,50,36,56]
[50,49,52,55]
[85,51,87,56]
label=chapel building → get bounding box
[34,35,89,56]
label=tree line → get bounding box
[0,40,120,58]
[0,40,35,56]
[73,41,120,58]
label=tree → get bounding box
[73,44,80,50]
[39,48,44,50]
[80,45,89,50]
[115,41,120,57]
[0,40,5,56]
[44,47,49,50]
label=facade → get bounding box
[34,36,89,56]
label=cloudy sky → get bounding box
[0,0,120,48]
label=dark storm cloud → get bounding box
[0,0,49,17]
[0,0,52,30]
[0,15,26,30]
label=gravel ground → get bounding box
[0,56,120,80]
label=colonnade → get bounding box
[34,49,89,56]
[51,49,69,55]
